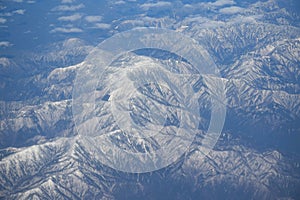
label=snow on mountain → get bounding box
[0,0,300,199]
[0,136,299,199]
[0,99,74,148]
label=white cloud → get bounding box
[13,9,26,15]
[0,57,12,68]
[85,15,102,23]
[50,27,83,33]
[93,23,111,29]
[13,0,23,2]
[0,41,12,48]
[52,4,85,12]
[230,15,258,24]
[208,0,236,7]
[114,0,126,5]
[0,18,6,23]
[219,6,244,14]
[0,12,12,17]
[183,4,193,9]
[58,13,82,21]
[61,0,74,3]
[0,10,25,17]
[140,1,172,10]
[119,19,144,27]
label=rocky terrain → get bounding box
[0,0,300,199]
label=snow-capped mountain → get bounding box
[0,0,300,199]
